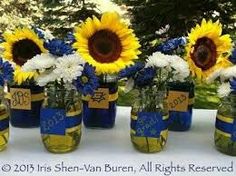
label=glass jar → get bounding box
[8,85,44,128]
[0,89,9,151]
[40,86,82,153]
[82,74,118,129]
[131,87,169,153]
[168,81,195,131]
[215,93,236,156]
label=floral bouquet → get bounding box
[22,38,98,153]
[72,12,141,129]
[0,58,13,151]
[205,48,236,156]
[184,19,234,156]
[156,36,194,131]
[120,51,189,153]
[0,27,49,127]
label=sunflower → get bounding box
[1,27,47,85]
[14,65,37,85]
[73,12,141,74]
[186,19,232,80]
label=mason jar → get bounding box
[40,86,82,153]
[82,74,118,129]
[0,89,9,151]
[215,93,236,156]
[168,81,195,131]
[130,86,169,153]
[8,85,44,128]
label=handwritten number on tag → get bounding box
[41,111,65,133]
[169,94,187,109]
[168,91,189,112]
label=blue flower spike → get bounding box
[0,58,14,87]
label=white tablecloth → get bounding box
[0,107,235,176]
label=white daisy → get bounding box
[155,24,170,35]
[37,71,58,87]
[53,54,85,83]
[217,82,231,98]
[22,53,56,71]
[220,66,236,81]
[146,52,170,68]
[169,55,190,82]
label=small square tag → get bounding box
[10,88,31,110]
[168,91,189,112]
[88,88,109,109]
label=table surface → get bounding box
[0,107,235,176]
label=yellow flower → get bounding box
[1,27,47,85]
[73,12,141,74]
[14,65,37,85]
[185,19,232,80]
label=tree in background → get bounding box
[39,0,127,37]
[0,0,43,34]
[38,0,99,38]
[114,0,236,56]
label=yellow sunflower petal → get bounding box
[1,27,47,85]
[185,19,232,81]
[73,12,141,74]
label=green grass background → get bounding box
[117,82,220,109]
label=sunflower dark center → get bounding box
[190,37,217,70]
[88,30,122,63]
[12,39,42,66]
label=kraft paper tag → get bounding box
[10,88,31,110]
[168,91,189,112]
[88,88,109,109]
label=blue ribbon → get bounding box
[216,118,236,142]
[0,118,9,131]
[40,108,82,135]
[131,112,168,138]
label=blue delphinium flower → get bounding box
[134,67,156,87]
[44,39,74,56]
[157,37,186,54]
[118,62,145,79]
[33,27,45,39]
[75,64,99,95]
[229,49,236,64]
[64,32,75,45]
[0,58,14,86]
[230,78,236,92]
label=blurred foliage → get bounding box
[194,82,220,109]
[0,0,126,38]
[113,0,236,56]
[39,0,128,37]
[118,82,220,109]
[0,0,43,34]
[118,87,139,106]
[38,0,99,38]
